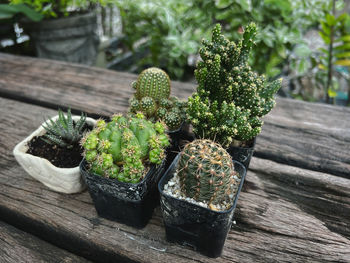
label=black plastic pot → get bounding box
[158,154,246,258]
[164,122,191,171]
[22,12,99,65]
[80,159,165,228]
[226,137,256,170]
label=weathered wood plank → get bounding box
[0,221,91,263]
[0,53,349,177]
[0,97,349,262]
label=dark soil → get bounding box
[27,136,83,168]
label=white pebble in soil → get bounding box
[163,172,241,212]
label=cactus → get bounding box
[41,108,87,149]
[81,114,170,183]
[132,67,171,102]
[129,67,187,131]
[177,139,236,205]
[187,23,281,146]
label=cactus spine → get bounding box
[81,114,170,183]
[177,139,236,204]
[129,67,186,131]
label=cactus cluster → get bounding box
[177,139,236,205]
[129,67,187,131]
[81,113,170,183]
[187,23,281,146]
[42,108,87,149]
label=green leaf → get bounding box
[238,0,252,12]
[335,59,350,66]
[335,52,350,58]
[319,31,330,44]
[321,21,331,36]
[0,4,43,22]
[339,35,350,42]
[328,88,337,98]
[326,14,336,26]
[294,44,311,58]
[335,43,350,50]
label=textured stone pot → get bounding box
[13,115,96,194]
[23,12,99,65]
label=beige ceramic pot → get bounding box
[13,115,96,194]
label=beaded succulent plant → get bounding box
[187,23,282,147]
[42,108,87,149]
[81,113,170,183]
[129,67,187,131]
[177,139,236,205]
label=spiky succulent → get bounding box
[42,108,87,149]
[177,139,236,205]
[129,67,186,131]
[187,23,282,146]
[132,67,171,101]
[81,114,170,184]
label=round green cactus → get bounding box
[140,96,157,117]
[81,114,170,183]
[133,67,171,102]
[164,111,182,131]
[177,139,236,205]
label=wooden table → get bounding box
[0,53,349,263]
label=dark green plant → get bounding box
[81,113,170,183]
[177,139,236,205]
[0,3,43,21]
[116,0,331,79]
[318,0,350,103]
[187,23,281,147]
[42,108,87,149]
[9,0,103,19]
[129,67,187,131]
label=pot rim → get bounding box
[13,115,96,172]
[158,153,247,214]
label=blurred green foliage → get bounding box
[9,0,107,18]
[116,0,332,80]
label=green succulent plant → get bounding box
[187,23,281,147]
[42,108,87,149]
[81,113,170,184]
[129,67,187,131]
[177,139,236,205]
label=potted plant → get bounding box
[187,23,282,169]
[13,109,96,193]
[158,139,246,258]
[80,113,170,228]
[128,67,187,167]
[9,0,102,65]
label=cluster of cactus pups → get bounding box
[81,113,169,183]
[129,67,187,131]
[177,139,237,205]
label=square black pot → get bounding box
[80,159,165,229]
[158,153,246,258]
[226,137,256,170]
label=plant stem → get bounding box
[326,0,336,104]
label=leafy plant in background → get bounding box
[116,0,331,80]
[9,0,106,18]
[318,0,350,104]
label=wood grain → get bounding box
[0,220,91,263]
[0,53,349,178]
[1,97,349,263]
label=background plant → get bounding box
[9,0,107,18]
[115,0,331,80]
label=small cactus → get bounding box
[177,139,236,205]
[81,114,170,183]
[128,67,186,131]
[132,67,171,102]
